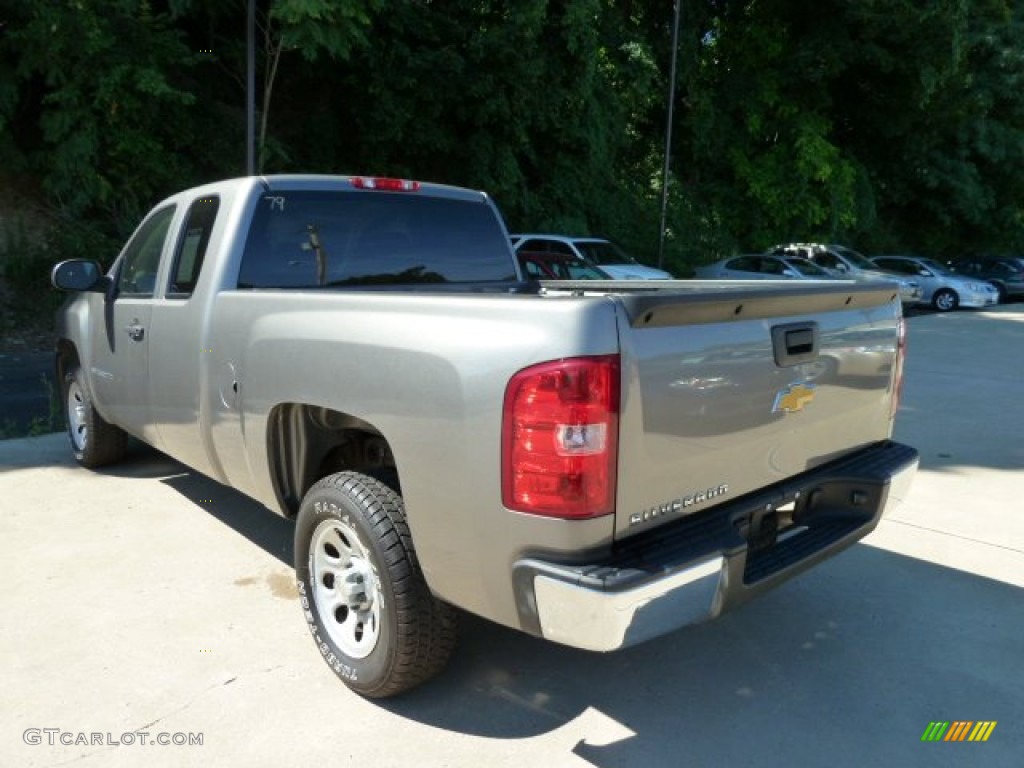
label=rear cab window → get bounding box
[238,192,517,289]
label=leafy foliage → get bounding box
[0,0,1022,279]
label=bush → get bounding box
[1,214,119,341]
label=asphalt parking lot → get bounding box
[1,306,1022,768]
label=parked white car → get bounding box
[510,234,672,280]
[870,255,999,312]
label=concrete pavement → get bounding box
[1,306,1022,767]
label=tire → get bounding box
[932,288,959,312]
[294,471,457,697]
[991,282,1007,303]
[63,365,127,468]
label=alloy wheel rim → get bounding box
[67,381,88,452]
[310,518,381,659]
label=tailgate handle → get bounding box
[772,322,819,366]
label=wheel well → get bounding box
[55,340,79,385]
[267,404,398,518]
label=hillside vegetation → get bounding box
[2,0,1022,287]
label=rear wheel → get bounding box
[64,365,127,467]
[294,471,456,697]
[932,288,959,312]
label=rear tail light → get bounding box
[502,355,620,518]
[890,316,907,420]
[350,176,421,192]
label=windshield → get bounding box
[788,258,832,277]
[832,246,876,270]
[575,240,638,266]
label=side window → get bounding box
[117,206,176,297]
[168,196,220,298]
[875,259,905,274]
[816,253,839,270]
[727,256,759,273]
[549,241,574,256]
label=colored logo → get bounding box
[921,721,997,742]
[772,383,816,413]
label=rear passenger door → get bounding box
[148,194,222,472]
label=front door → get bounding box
[88,205,177,442]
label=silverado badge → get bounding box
[773,382,817,413]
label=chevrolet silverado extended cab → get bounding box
[51,175,918,697]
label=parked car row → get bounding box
[768,243,922,306]
[694,246,922,307]
[508,233,1014,314]
[699,243,1004,312]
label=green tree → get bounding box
[4,1,200,232]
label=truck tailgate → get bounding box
[610,280,902,541]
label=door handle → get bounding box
[771,321,818,366]
[125,323,145,342]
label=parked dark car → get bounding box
[948,257,1024,303]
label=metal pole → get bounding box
[246,0,256,175]
[657,0,682,269]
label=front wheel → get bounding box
[294,471,457,697]
[932,288,959,312]
[63,365,127,467]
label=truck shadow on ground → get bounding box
[154,456,1023,766]
[156,459,295,565]
[385,546,1023,767]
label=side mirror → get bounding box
[917,269,931,277]
[835,263,848,273]
[51,259,105,292]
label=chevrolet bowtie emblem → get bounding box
[773,382,817,413]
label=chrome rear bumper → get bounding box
[514,441,918,652]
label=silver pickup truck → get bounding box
[51,175,918,697]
